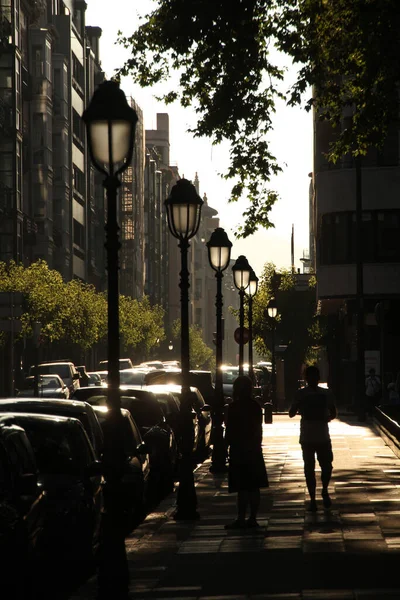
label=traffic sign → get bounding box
[234,326,249,344]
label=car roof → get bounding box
[145,384,198,394]
[0,398,89,411]
[0,412,78,425]
[36,361,73,366]
[92,406,130,418]
[24,374,62,380]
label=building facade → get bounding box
[119,97,145,299]
[0,0,107,286]
[313,112,400,403]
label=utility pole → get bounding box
[355,155,365,421]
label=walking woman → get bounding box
[225,375,269,528]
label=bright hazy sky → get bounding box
[85,1,313,277]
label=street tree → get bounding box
[172,320,215,371]
[119,295,165,360]
[118,0,400,234]
[62,279,108,351]
[0,260,67,344]
[250,262,323,399]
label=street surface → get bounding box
[70,414,400,599]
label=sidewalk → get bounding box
[71,414,400,600]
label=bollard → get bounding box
[264,402,273,424]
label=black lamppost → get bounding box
[207,227,232,473]
[267,298,278,412]
[82,79,138,598]
[247,269,259,383]
[165,178,203,520]
[232,255,251,376]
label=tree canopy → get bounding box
[240,262,322,397]
[172,319,215,371]
[0,260,165,358]
[118,0,400,235]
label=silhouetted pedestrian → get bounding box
[289,365,337,512]
[365,367,381,415]
[225,375,269,528]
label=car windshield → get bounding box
[122,398,162,429]
[21,420,92,475]
[33,364,71,379]
[155,393,179,417]
[120,370,146,385]
[222,369,240,384]
[95,412,137,454]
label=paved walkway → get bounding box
[70,414,400,600]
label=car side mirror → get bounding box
[85,460,103,478]
[136,442,149,456]
[201,404,211,412]
[16,473,38,496]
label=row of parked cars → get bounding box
[0,358,214,594]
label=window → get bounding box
[195,278,202,300]
[73,165,85,197]
[195,307,202,325]
[73,218,84,248]
[121,216,134,240]
[377,212,400,261]
[320,210,400,265]
[72,108,84,145]
[72,54,84,91]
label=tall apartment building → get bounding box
[190,175,220,348]
[145,114,180,331]
[119,97,145,299]
[313,111,400,402]
[0,0,106,287]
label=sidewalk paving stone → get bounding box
[69,415,400,600]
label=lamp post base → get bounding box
[174,450,199,521]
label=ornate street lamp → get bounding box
[232,255,251,376]
[267,297,278,411]
[82,79,138,596]
[207,227,232,473]
[165,178,203,520]
[247,269,259,383]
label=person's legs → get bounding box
[225,490,248,529]
[246,489,260,526]
[237,490,248,521]
[301,443,317,510]
[316,441,334,508]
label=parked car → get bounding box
[97,371,108,384]
[0,418,47,597]
[16,374,69,399]
[82,389,178,498]
[150,370,215,408]
[0,399,104,460]
[29,361,80,396]
[98,358,133,371]
[139,361,165,370]
[76,365,90,387]
[119,368,151,388]
[91,406,150,532]
[221,365,263,399]
[0,413,103,565]
[87,372,105,387]
[145,384,212,462]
